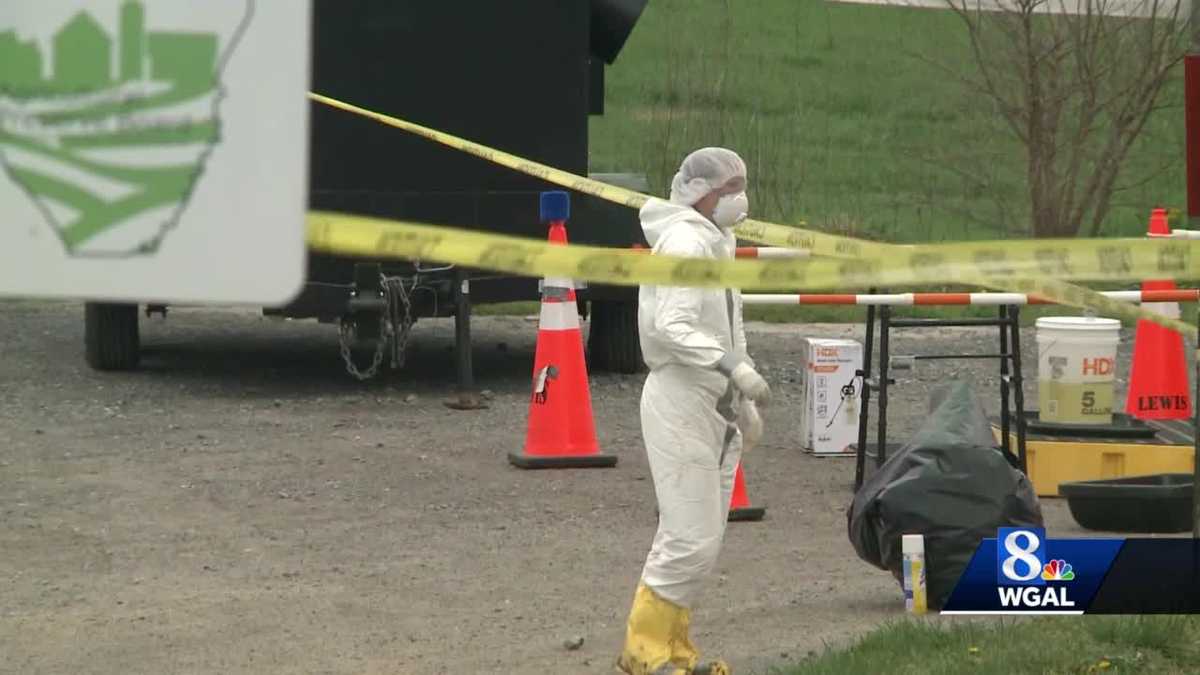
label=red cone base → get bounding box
[728,461,765,522]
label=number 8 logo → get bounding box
[1002,530,1042,582]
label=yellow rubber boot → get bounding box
[671,609,730,675]
[669,608,700,671]
[616,584,685,675]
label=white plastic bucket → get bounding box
[1035,317,1121,425]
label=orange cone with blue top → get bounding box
[509,191,617,469]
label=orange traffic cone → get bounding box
[509,192,617,469]
[1125,207,1193,420]
[728,461,765,522]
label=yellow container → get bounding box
[995,423,1195,497]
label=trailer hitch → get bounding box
[338,263,415,380]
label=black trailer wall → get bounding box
[312,0,583,285]
[307,1,646,295]
[310,1,590,196]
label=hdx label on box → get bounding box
[797,338,862,456]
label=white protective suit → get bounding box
[618,149,764,675]
[636,194,753,607]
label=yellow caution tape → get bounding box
[308,92,896,259]
[307,212,1196,334]
[305,92,1199,334]
[307,92,1200,281]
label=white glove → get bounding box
[736,351,755,370]
[730,362,771,406]
[738,399,764,452]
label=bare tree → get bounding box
[941,0,1190,237]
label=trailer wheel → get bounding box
[85,303,140,371]
[587,300,643,374]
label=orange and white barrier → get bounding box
[734,246,809,259]
[1149,229,1200,239]
[742,289,1200,306]
[632,246,808,259]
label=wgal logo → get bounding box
[996,528,1076,609]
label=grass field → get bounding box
[580,0,1189,323]
[589,0,1186,243]
[776,616,1200,674]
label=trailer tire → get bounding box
[587,300,643,374]
[85,303,140,371]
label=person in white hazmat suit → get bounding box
[617,148,770,675]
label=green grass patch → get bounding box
[503,1,1193,326]
[591,0,1184,243]
[774,616,1200,675]
[472,301,540,317]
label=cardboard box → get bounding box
[797,338,863,456]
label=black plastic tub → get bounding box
[1059,474,1194,533]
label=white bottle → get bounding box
[902,534,927,614]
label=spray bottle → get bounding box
[902,534,927,615]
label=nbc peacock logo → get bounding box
[1041,559,1075,582]
[0,1,252,256]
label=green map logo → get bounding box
[0,1,252,256]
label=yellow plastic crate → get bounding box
[994,419,1195,497]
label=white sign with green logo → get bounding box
[0,1,309,304]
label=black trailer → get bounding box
[85,0,649,381]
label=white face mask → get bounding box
[711,192,749,229]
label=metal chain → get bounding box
[383,274,415,369]
[337,273,416,380]
[339,311,389,381]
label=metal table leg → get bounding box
[1010,305,1028,474]
[998,305,1013,460]
[876,305,892,466]
[854,301,877,490]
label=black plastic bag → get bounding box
[847,381,1043,610]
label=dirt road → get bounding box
[0,302,1131,674]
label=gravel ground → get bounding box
[0,301,1169,674]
